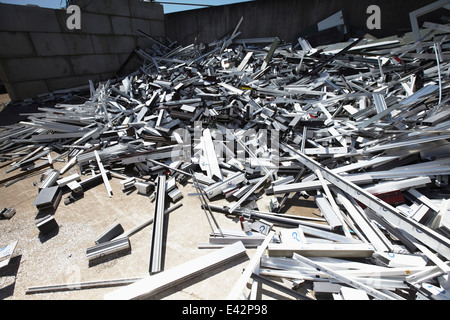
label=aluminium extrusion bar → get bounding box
[250,273,313,300]
[86,237,130,261]
[209,205,362,244]
[335,189,394,253]
[406,261,450,285]
[149,175,167,275]
[315,194,344,231]
[26,277,144,295]
[292,254,399,300]
[409,0,450,52]
[191,169,224,237]
[272,174,373,194]
[364,133,450,154]
[104,241,247,300]
[207,204,333,231]
[204,172,246,199]
[406,188,440,213]
[228,171,272,213]
[202,128,223,181]
[147,158,193,178]
[268,243,375,258]
[115,203,183,240]
[227,231,275,300]
[363,176,431,194]
[281,142,450,260]
[0,161,53,186]
[94,150,113,198]
[315,168,351,237]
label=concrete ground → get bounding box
[0,142,321,300]
[0,94,10,113]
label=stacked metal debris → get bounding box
[2,18,450,300]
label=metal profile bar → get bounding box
[26,277,144,295]
[372,93,388,114]
[282,142,450,260]
[207,204,335,231]
[308,37,364,75]
[202,128,223,181]
[39,169,60,191]
[227,231,275,300]
[272,174,373,194]
[228,171,272,213]
[261,37,280,70]
[149,175,167,275]
[95,223,125,245]
[335,189,394,253]
[204,172,246,199]
[406,188,440,213]
[86,237,130,261]
[268,243,375,258]
[94,150,113,198]
[237,52,254,71]
[359,102,404,128]
[250,273,313,300]
[292,254,399,300]
[314,169,351,236]
[116,203,182,240]
[409,0,450,52]
[191,169,224,237]
[315,194,343,230]
[104,241,247,300]
[364,133,450,153]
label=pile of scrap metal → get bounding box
[3,14,450,300]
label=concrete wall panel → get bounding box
[0,4,62,33]
[0,32,36,58]
[131,18,153,35]
[111,16,134,35]
[150,20,166,38]
[30,33,95,56]
[91,35,137,54]
[71,54,120,75]
[78,12,114,35]
[46,73,102,91]
[76,0,132,17]
[129,1,165,21]
[3,80,49,102]
[0,0,165,101]
[3,57,73,83]
[165,0,442,45]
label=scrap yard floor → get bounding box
[0,149,319,300]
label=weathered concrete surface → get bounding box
[0,0,166,102]
[165,0,447,45]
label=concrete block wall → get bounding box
[0,0,165,102]
[165,0,445,46]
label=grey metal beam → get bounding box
[292,254,399,300]
[105,241,247,300]
[149,175,167,275]
[281,142,450,260]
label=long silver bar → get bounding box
[105,241,247,300]
[149,175,167,275]
[292,254,399,300]
[282,143,450,260]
